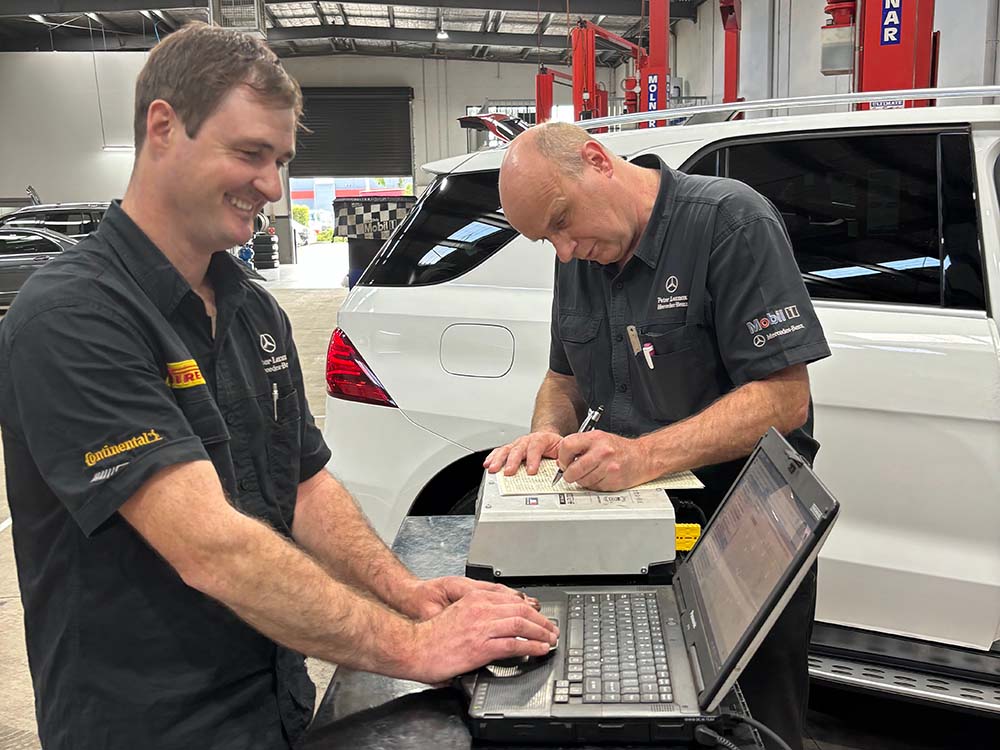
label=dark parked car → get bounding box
[0,202,108,240]
[0,226,77,308]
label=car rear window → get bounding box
[357,170,517,287]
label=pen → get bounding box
[552,405,605,486]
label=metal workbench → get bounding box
[301,516,764,750]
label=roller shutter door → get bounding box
[291,87,414,178]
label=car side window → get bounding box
[0,234,61,256]
[39,211,96,239]
[357,170,517,287]
[683,131,986,310]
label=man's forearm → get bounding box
[293,469,423,617]
[531,370,587,434]
[640,365,811,478]
[121,462,418,677]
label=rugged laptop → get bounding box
[464,428,840,745]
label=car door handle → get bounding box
[32,256,50,262]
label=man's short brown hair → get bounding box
[133,22,303,152]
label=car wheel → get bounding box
[446,487,479,516]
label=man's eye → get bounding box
[240,150,261,159]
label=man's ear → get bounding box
[580,140,614,177]
[144,99,181,154]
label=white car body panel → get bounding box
[327,104,1000,653]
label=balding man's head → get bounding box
[497,122,650,267]
[506,121,595,178]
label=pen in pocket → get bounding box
[271,382,279,420]
[626,325,642,355]
[642,342,655,370]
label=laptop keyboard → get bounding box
[553,593,673,705]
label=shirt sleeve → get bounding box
[708,211,832,386]
[4,303,212,536]
[548,262,573,376]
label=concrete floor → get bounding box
[1,242,998,748]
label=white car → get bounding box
[323,91,1000,712]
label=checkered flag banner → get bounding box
[334,197,417,240]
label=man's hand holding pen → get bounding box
[553,430,654,492]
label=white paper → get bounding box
[496,458,704,496]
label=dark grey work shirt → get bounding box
[0,203,331,750]
[550,159,831,508]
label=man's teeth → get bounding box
[228,196,253,211]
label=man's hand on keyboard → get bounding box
[396,575,541,620]
[402,589,559,684]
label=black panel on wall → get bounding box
[292,87,414,177]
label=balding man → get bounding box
[485,122,832,750]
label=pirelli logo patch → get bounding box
[166,360,206,389]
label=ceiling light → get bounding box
[85,12,100,22]
[139,10,153,20]
[102,145,135,152]
[436,28,449,40]
[29,14,47,24]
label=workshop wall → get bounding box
[0,51,145,203]
[672,0,997,108]
[282,55,615,188]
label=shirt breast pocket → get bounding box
[264,386,302,522]
[631,322,719,424]
[173,388,237,496]
[558,313,602,405]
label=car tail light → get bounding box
[326,328,397,407]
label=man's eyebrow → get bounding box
[236,139,295,161]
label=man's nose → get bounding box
[552,236,576,262]
[255,163,283,203]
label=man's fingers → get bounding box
[487,616,558,645]
[485,445,512,472]
[503,442,529,475]
[489,636,554,658]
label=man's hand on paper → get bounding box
[484,430,563,476]
[556,430,655,492]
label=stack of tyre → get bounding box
[252,213,280,271]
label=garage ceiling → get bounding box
[0,1,707,66]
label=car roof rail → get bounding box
[577,85,1000,131]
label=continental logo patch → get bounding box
[85,430,162,467]
[166,360,206,389]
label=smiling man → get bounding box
[486,122,832,750]
[0,23,556,750]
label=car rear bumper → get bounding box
[322,396,471,542]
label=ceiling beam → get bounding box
[278,45,582,67]
[0,0,207,15]
[268,23,569,49]
[0,23,576,52]
[312,1,329,25]
[274,1,703,20]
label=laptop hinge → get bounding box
[688,644,706,693]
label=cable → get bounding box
[694,725,741,750]
[721,711,794,750]
[673,498,707,528]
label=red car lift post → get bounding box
[641,0,670,126]
[535,66,572,124]
[822,0,938,110]
[719,0,742,104]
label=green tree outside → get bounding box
[291,204,309,226]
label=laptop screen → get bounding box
[686,447,815,675]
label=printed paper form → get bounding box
[497,458,704,495]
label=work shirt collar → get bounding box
[100,201,259,318]
[629,155,675,270]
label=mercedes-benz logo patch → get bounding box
[753,334,767,349]
[665,276,679,293]
[260,333,277,353]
